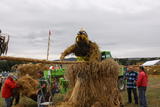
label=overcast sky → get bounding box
[0,0,160,60]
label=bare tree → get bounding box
[0,30,10,56]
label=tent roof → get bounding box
[142,59,160,66]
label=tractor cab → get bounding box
[101,51,112,60]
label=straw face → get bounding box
[60,33,101,62]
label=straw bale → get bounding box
[58,59,122,107]
[16,75,39,97]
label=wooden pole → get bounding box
[0,56,84,64]
[47,30,51,60]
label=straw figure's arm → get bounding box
[88,42,101,62]
[60,44,76,60]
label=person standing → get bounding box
[37,71,47,107]
[0,75,2,90]
[1,74,17,107]
[137,66,148,107]
[124,66,138,104]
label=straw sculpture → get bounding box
[57,30,123,107]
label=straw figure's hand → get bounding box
[60,54,65,61]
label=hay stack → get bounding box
[146,65,160,74]
[57,59,122,107]
[16,63,48,79]
[16,74,39,97]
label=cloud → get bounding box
[0,0,160,59]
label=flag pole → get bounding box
[47,30,51,60]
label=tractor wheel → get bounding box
[118,76,125,91]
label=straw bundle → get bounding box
[16,74,39,97]
[57,59,122,107]
[12,63,49,102]
[16,63,48,79]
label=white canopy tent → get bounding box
[142,60,160,66]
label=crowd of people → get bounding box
[124,66,148,107]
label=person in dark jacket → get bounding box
[0,75,2,90]
[124,66,138,104]
[137,66,148,107]
[1,74,17,107]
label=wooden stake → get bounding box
[47,30,51,60]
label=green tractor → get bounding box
[43,67,69,94]
[101,51,126,91]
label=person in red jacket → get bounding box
[137,66,148,107]
[1,74,17,107]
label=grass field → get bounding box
[122,75,160,107]
[0,75,160,107]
